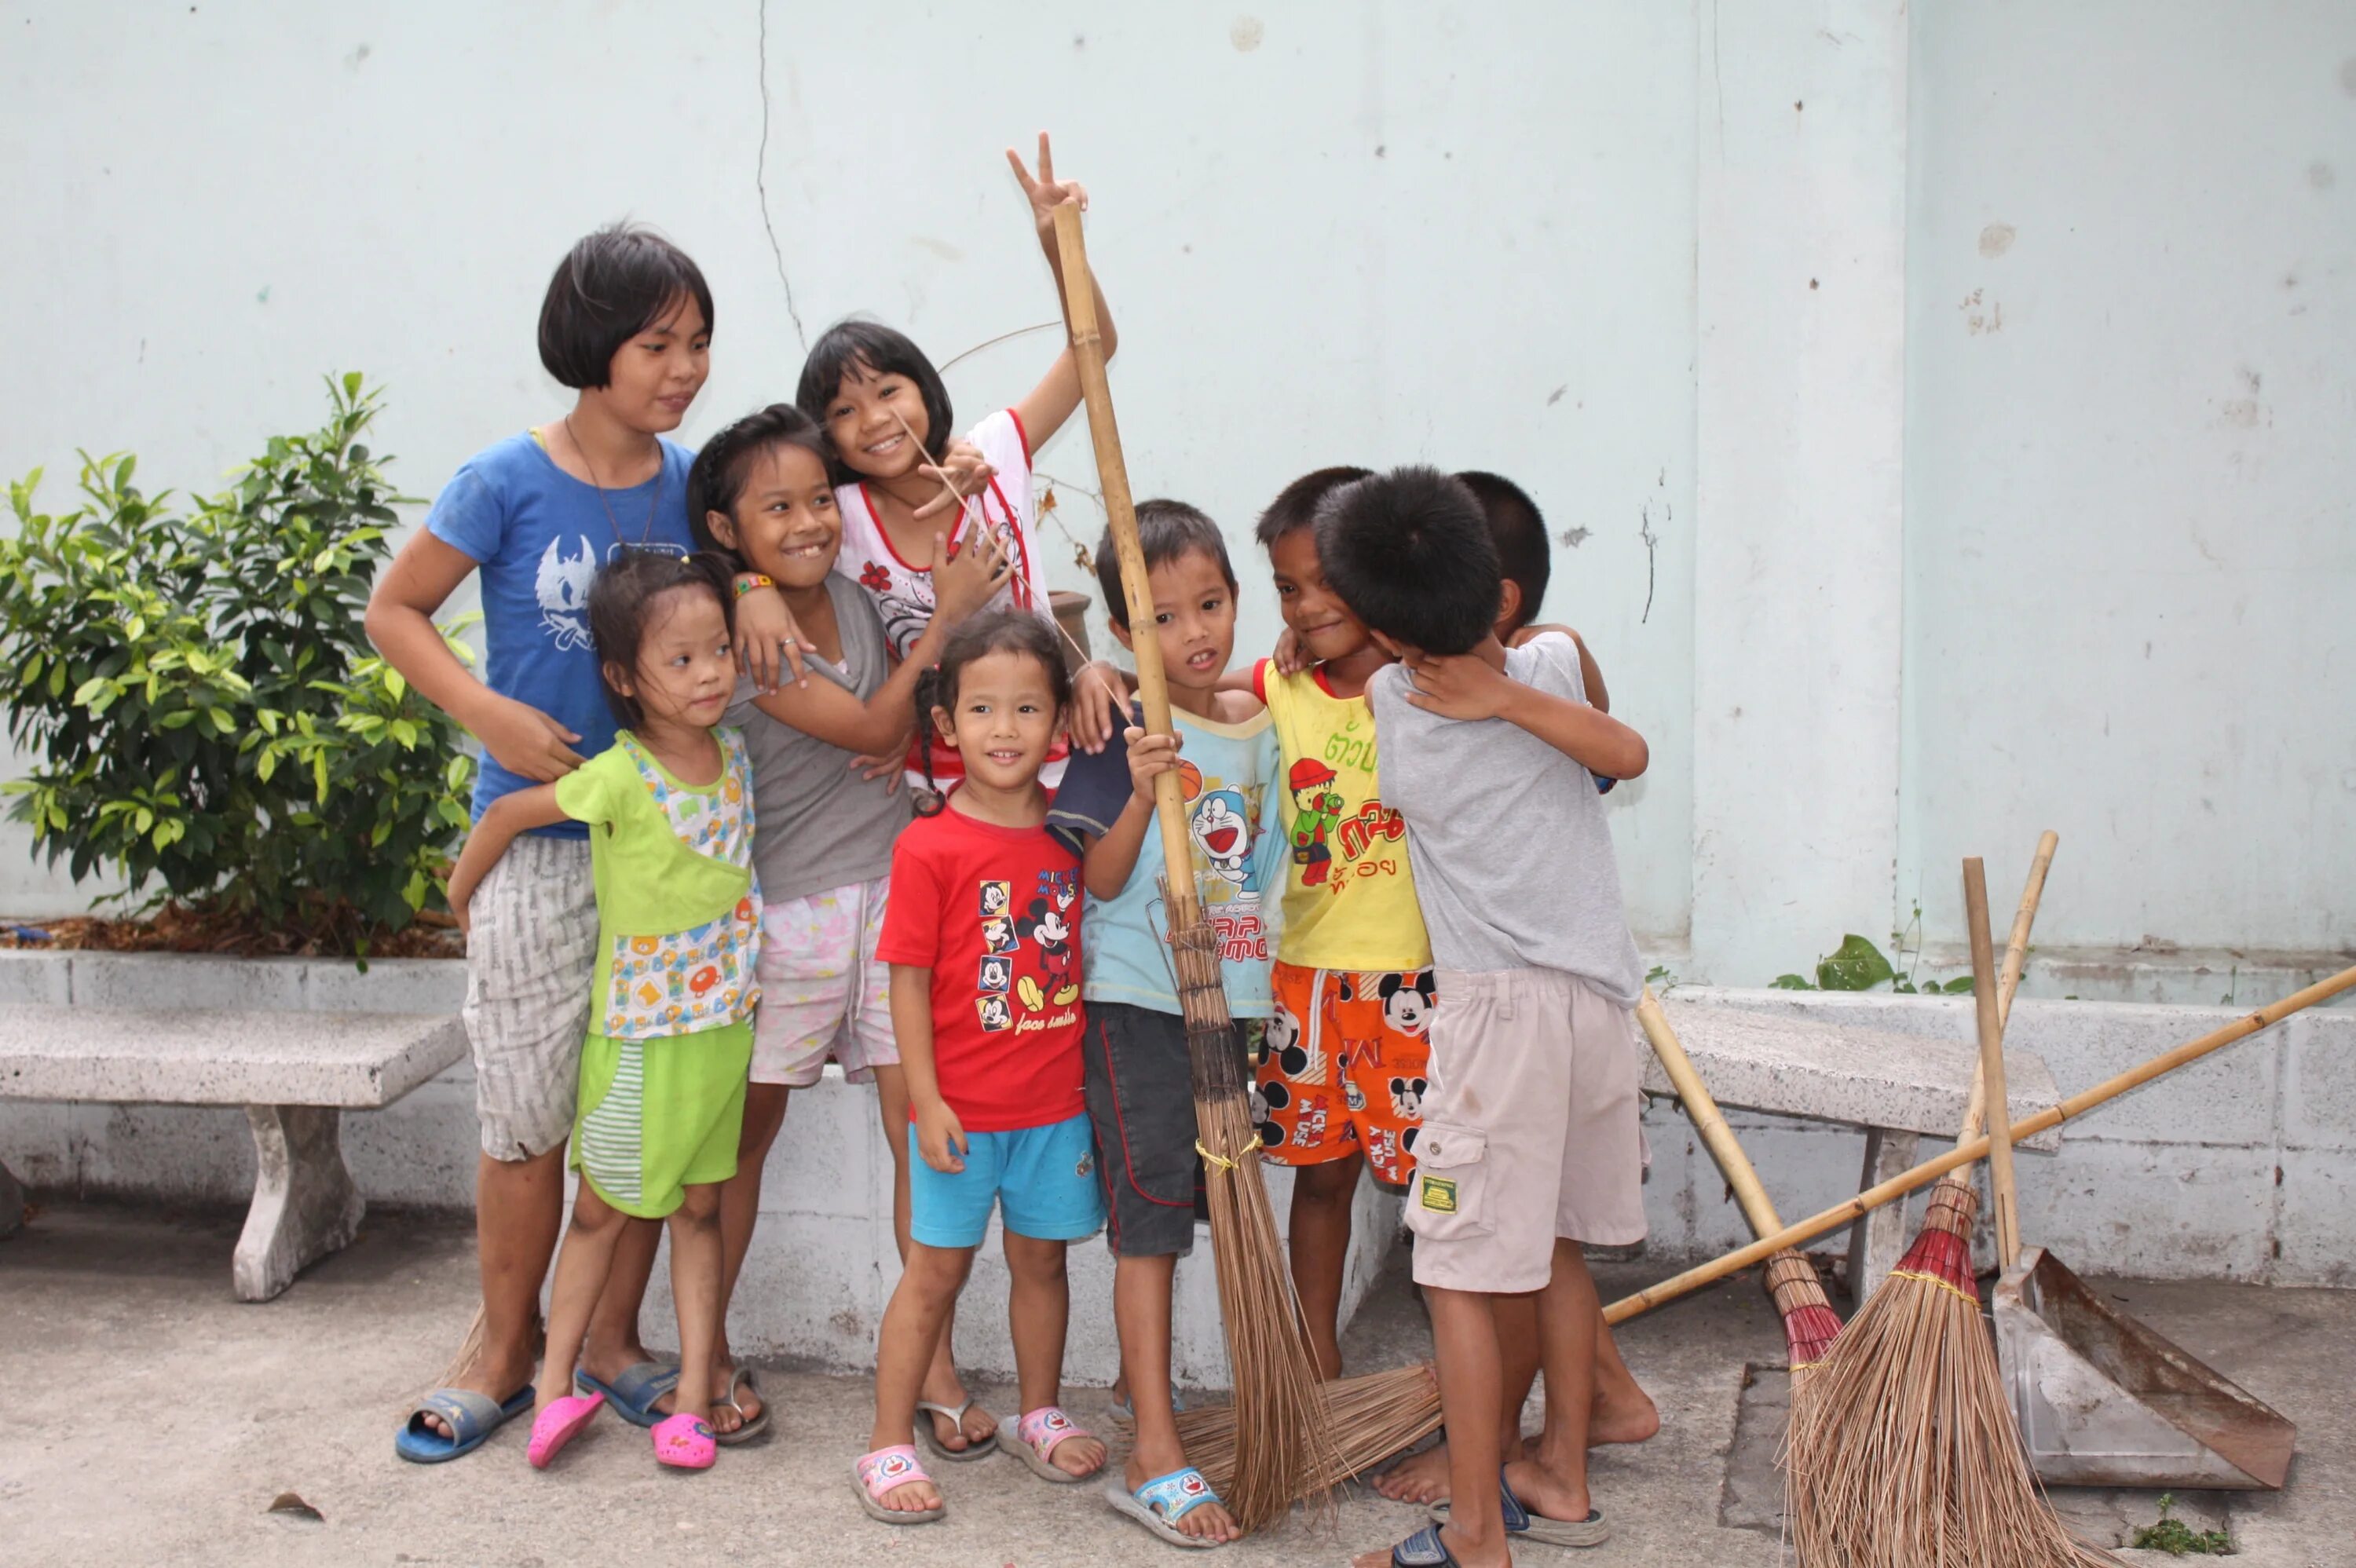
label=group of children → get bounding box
[378,135,1655,1568]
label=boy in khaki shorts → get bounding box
[1319,468,1653,1568]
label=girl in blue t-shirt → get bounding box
[379,224,798,1462]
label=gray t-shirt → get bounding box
[725,572,913,902]
[1368,634,1641,1003]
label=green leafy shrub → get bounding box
[2131,1493,2232,1555]
[0,374,473,951]
[1770,905,1980,995]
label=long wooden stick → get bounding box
[1635,989,1783,1235]
[1604,961,2356,1324]
[1963,857,2022,1267]
[1048,202,1195,921]
[1956,828,2060,1142]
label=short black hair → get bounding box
[537,224,714,390]
[688,404,831,562]
[1254,466,1372,549]
[913,609,1074,812]
[586,550,736,730]
[1316,466,1500,656]
[795,318,956,474]
[1096,499,1238,629]
[1454,470,1550,634]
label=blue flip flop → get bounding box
[1388,1524,1462,1566]
[574,1360,680,1429]
[394,1384,536,1464]
[1429,1467,1611,1548]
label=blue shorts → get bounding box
[909,1111,1107,1249]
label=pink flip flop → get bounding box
[652,1412,716,1471]
[526,1391,604,1469]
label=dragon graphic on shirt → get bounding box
[536,536,597,650]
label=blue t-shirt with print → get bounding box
[425,432,697,837]
[1047,704,1285,1017]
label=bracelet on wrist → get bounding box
[733,573,775,598]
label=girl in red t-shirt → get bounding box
[855,611,1109,1525]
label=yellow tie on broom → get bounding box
[1046,200,1338,1533]
[1787,855,2116,1568]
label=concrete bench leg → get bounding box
[1846,1127,1919,1306]
[0,1153,23,1239]
[234,1105,364,1302]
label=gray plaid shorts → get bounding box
[461,832,597,1161]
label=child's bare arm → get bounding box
[889,964,966,1172]
[1398,652,1648,780]
[1078,728,1182,898]
[1511,623,1609,713]
[444,785,569,931]
[1005,133,1115,451]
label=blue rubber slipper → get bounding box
[1429,1467,1610,1548]
[394,1384,535,1464]
[1104,1466,1227,1548]
[1388,1524,1462,1566]
[574,1360,679,1429]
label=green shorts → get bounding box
[571,1019,752,1219]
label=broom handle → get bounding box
[1635,989,1784,1235]
[1963,857,2021,1267]
[1602,960,2356,1325]
[1955,829,2058,1143]
[1049,203,1197,925]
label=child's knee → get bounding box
[905,1243,973,1297]
[569,1187,624,1234]
[1004,1233,1070,1283]
[1295,1158,1361,1205]
[669,1184,723,1230]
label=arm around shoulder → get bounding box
[444,784,569,931]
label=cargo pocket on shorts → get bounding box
[1403,1122,1493,1242]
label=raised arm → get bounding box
[368,532,587,782]
[1396,649,1648,780]
[1075,728,1182,899]
[1005,132,1115,451]
[444,784,569,931]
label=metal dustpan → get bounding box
[1995,1245,2295,1489]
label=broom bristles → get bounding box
[1786,1175,2119,1567]
[1173,1364,1443,1499]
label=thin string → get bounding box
[562,412,660,548]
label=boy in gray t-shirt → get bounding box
[1319,466,1652,1566]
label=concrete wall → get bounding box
[1,3,2347,980]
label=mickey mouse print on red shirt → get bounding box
[876,806,1087,1134]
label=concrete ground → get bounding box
[2,1201,2351,1566]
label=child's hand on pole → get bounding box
[916,1098,968,1174]
[1006,131,1088,243]
[1398,649,1516,722]
[1125,726,1181,806]
[473,693,586,782]
[912,438,997,521]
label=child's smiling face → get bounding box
[598,292,711,437]
[1268,527,1373,665]
[931,649,1063,795]
[1115,546,1238,697]
[707,442,840,590]
[821,360,929,481]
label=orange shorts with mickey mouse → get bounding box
[1250,960,1435,1186]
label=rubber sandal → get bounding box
[1002,1405,1103,1485]
[1388,1524,1462,1566]
[916,1395,998,1462]
[854,1444,945,1524]
[651,1412,715,1471]
[712,1365,769,1447]
[1428,1467,1610,1548]
[1104,1466,1227,1548]
[525,1391,603,1469]
[573,1359,679,1429]
[394,1383,535,1464]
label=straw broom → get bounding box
[1046,201,1336,1532]
[1789,857,2113,1568]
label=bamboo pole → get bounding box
[1635,988,1783,1236]
[1955,827,2061,1143]
[1963,857,2023,1267]
[1048,202,1194,919]
[1604,961,2356,1324]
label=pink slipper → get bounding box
[526,1391,604,1469]
[652,1411,716,1471]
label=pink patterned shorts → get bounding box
[750,875,897,1087]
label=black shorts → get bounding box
[1081,1001,1203,1259]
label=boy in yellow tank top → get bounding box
[1239,466,1434,1380]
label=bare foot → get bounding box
[1373,1441,1455,1504]
[879,1473,941,1514]
[575,1343,678,1420]
[712,1339,764,1427]
[1049,1431,1107,1480]
[1590,1380,1659,1446]
[1124,1443,1240,1543]
[417,1340,536,1440]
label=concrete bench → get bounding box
[1644,996,2062,1301]
[0,1005,465,1300]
